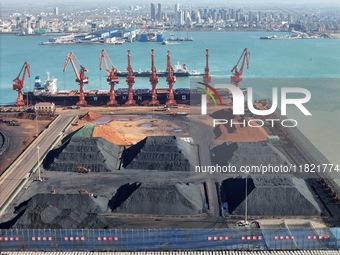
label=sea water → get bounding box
[0,31,339,164]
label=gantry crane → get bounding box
[99,49,119,106]
[125,50,136,106]
[148,49,159,105]
[230,48,250,85]
[13,62,30,106]
[63,52,88,106]
[199,49,212,107]
[166,50,177,105]
[203,49,211,85]
[197,49,222,106]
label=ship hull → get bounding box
[24,91,191,106]
[115,72,202,77]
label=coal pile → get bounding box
[109,183,205,215]
[121,136,198,171]
[212,142,291,168]
[44,137,120,172]
[9,194,109,229]
[221,176,321,216]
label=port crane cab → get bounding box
[230,48,250,85]
[13,62,30,106]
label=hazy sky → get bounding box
[2,0,340,4]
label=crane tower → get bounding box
[13,62,30,106]
[230,48,250,85]
[63,52,88,107]
[166,50,177,105]
[148,49,159,106]
[99,49,119,106]
[125,50,136,106]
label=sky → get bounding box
[2,0,340,4]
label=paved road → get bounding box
[0,115,75,215]
[189,116,221,223]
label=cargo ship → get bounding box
[115,63,202,77]
[24,72,194,106]
[23,72,232,107]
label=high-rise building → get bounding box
[175,3,180,12]
[249,11,253,22]
[186,11,193,25]
[258,11,262,21]
[230,9,236,20]
[196,11,202,24]
[212,9,217,21]
[199,9,204,19]
[221,9,227,20]
[16,17,21,28]
[151,3,156,21]
[157,3,162,21]
[26,16,31,29]
[176,10,184,26]
[191,10,196,21]
[36,17,43,29]
[203,9,208,19]
[54,7,59,16]
[236,10,240,21]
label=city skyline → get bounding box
[1,0,339,35]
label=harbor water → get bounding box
[0,31,339,165]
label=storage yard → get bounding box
[1,106,340,225]
[1,105,340,251]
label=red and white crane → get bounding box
[63,52,88,107]
[99,49,119,106]
[230,48,250,85]
[13,62,30,106]
[166,50,177,105]
[125,50,136,106]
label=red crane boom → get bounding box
[63,52,88,106]
[13,62,30,106]
[99,49,119,106]
[166,50,177,105]
[125,50,136,105]
[230,48,250,84]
